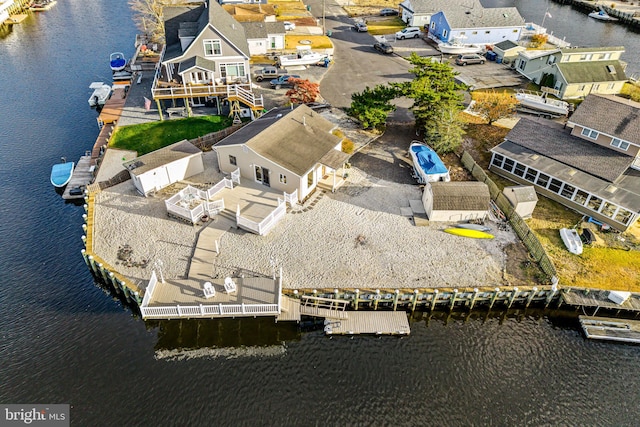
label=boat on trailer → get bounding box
[88,82,112,107]
[515,90,570,117]
[560,227,583,255]
[110,52,127,72]
[50,159,74,188]
[409,141,450,184]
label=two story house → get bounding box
[427,7,525,46]
[489,94,640,232]
[513,46,627,99]
[153,1,263,117]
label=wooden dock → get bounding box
[62,155,93,200]
[562,289,640,313]
[324,311,410,336]
[579,316,640,344]
[97,87,127,128]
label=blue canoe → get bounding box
[50,161,74,187]
[409,141,450,184]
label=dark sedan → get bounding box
[380,8,399,16]
[373,42,394,54]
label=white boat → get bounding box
[110,52,127,72]
[277,48,328,67]
[433,35,483,54]
[515,90,570,116]
[409,141,450,184]
[589,9,618,21]
[560,228,583,255]
[88,82,112,107]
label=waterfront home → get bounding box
[214,104,351,200]
[421,181,490,222]
[489,94,640,232]
[399,0,482,28]
[513,46,627,99]
[152,1,263,116]
[241,21,286,56]
[123,140,204,196]
[427,7,525,46]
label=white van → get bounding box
[395,27,422,40]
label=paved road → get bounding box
[305,0,414,108]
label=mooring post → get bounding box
[393,289,400,311]
[450,289,458,311]
[489,287,500,310]
[526,287,538,308]
[546,281,558,308]
[374,289,380,310]
[312,289,318,307]
[411,289,419,313]
[354,289,360,311]
[81,249,89,266]
[508,287,518,309]
[470,288,479,310]
[430,289,438,311]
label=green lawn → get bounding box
[109,115,233,155]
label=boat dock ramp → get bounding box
[579,316,640,344]
[62,154,93,200]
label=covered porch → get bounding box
[316,150,352,193]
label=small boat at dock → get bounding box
[50,159,74,188]
[29,0,56,11]
[110,52,127,72]
[589,9,618,22]
[409,141,450,184]
[560,227,583,255]
[88,82,112,108]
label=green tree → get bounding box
[347,85,398,130]
[129,0,189,43]
[471,90,518,125]
[393,53,467,153]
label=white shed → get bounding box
[422,181,490,222]
[503,185,538,219]
[124,140,204,196]
[492,40,525,64]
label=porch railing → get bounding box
[284,189,298,206]
[226,85,264,109]
[141,271,158,307]
[206,199,225,216]
[206,177,234,199]
[140,302,280,319]
[236,198,287,236]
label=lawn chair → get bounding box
[224,277,237,294]
[203,281,216,299]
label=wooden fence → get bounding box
[190,124,245,151]
[461,151,558,281]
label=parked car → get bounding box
[380,8,399,16]
[373,42,394,54]
[455,53,485,66]
[253,66,287,82]
[395,27,421,40]
[270,74,301,89]
[284,21,296,31]
[353,22,368,32]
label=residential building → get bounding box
[399,0,482,28]
[489,95,640,232]
[242,21,285,56]
[514,46,627,99]
[214,105,351,200]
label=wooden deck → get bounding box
[214,177,284,224]
[277,296,301,322]
[579,316,640,344]
[62,156,93,200]
[562,289,640,312]
[91,124,114,166]
[98,88,127,127]
[324,311,411,336]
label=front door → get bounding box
[255,166,270,187]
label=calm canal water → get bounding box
[1,1,639,425]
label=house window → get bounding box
[221,63,246,78]
[578,84,586,91]
[518,60,527,71]
[430,22,436,30]
[615,208,633,225]
[548,178,562,194]
[601,53,611,60]
[491,153,504,168]
[229,155,237,166]
[601,201,616,218]
[611,138,630,151]
[587,195,602,212]
[513,163,526,177]
[607,83,615,90]
[443,29,448,38]
[579,54,592,61]
[560,184,576,200]
[472,31,478,35]
[574,189,589,206]
[204,39,222,56]
[459,32,466,36]
[485,30,491,34]
[581,128,599,139]
[536,173,550,188]
[279,173,287,184]
[307,170,314,187]
[503,158,515,173]
[513,29,518,33]
[524,168,537,182]
[593,84,600,91]
[562,55,571,62]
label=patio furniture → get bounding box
[224,277,237,294]
[203,281,216,298]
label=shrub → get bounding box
[341,138,355,154]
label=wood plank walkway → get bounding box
[62,156,93,200]
[563,289,640,312]
[277,296,301,322]
[300,305,349,319]
[324,311,411,336]
[579,316,640,344]
[187,216,234,282]
[98,87,127,127]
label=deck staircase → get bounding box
[226,85,265,123]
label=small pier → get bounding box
[97,87,127,128]
[62,155,93,200]
[324,312,410,336]
[579,316,640,344]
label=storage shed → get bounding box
[503,185,538,219]
[492,40,525,65]
[421,181,490,222]
[124,140,204,196]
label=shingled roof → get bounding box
[568,94,640,144]
[124,140,201,176]
[557,60,627,84]
[444,7,525,28]
[404,0,482,14]
[504,117,633,182]
[430,182,490,211]
[215,105,344,177]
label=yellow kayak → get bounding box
[444,227,494,239]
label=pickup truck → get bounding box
[269,74,301,89]
[253,66,287,82]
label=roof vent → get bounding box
[530,154,540,160]
[567,169,578,176]
[605,184,618,193]
[606,64,616,74]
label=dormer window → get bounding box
[204,39,222,56]
[581,127,599,139]
[611,138,630,151]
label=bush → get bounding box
[341,138,355,154]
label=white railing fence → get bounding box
[141,271,158,307]
[231,168,241,185]
[140,303,280,319]
[206,177,234,199]
[206,199,225,215]
[284,189,298,206]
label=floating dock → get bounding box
[62,155,93,200]
[324,311,410,336]
[579,316,640,344]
